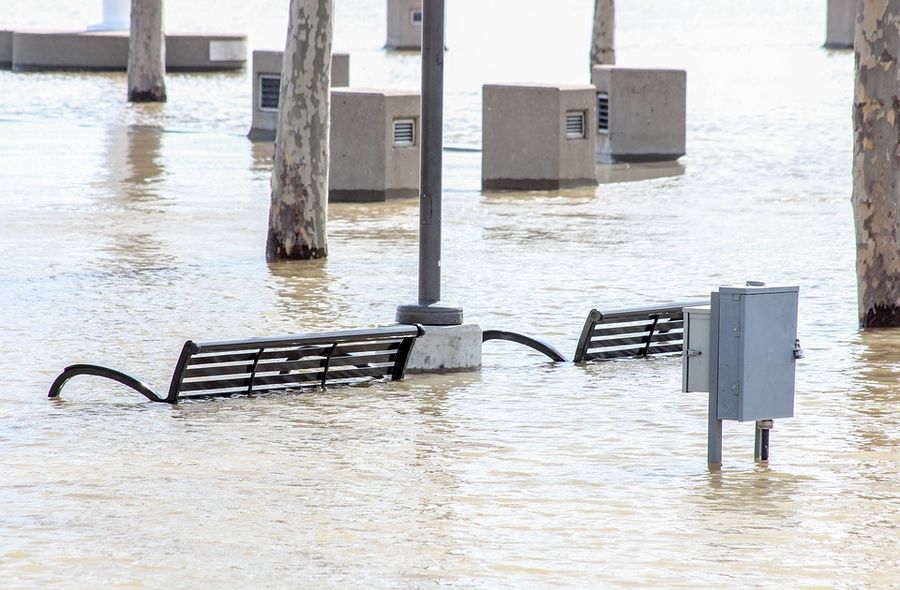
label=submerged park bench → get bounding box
[483,300,707,363]
[48,325,424,404]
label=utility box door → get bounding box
[715,286,799,422]
[682,305,710,393]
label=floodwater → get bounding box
[1,0,898,587]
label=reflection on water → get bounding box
[852,331,900,409]
[250,138,275,177]
[100,124,166,196]
[266,259,354,329]
[847,331,900,487]
[1,0,899,587]
[597,160,686,184]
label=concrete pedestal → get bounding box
[482,83,598,190]
[248,50,350,141]
[88,0,130,31]
[9,30,246,72]
[0,31,12,68]
[824,0,855,49]
[330,88,420,202]
[592,66,686,163]
[386,0,423,50]
[406,324,482,373]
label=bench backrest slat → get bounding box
[574,300,706,362]
[588,330,685,350]
[181,351,400,379]
[165,325,422,403]
[192,326,418,352]
[591,319,684,338]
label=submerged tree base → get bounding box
[862,304,900,328]
[266,232,327,261]
[128,88,167,103]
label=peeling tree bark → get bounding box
[127,0,166,103]
[590,0,615,69]
[267,0,334,261]
[852,0,900,327]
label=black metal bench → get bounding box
[49,325,424,404]
[483,300,706,362]
[572,301,705,362]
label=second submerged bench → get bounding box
[484,300,706,362]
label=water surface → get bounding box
[1,1,898,587]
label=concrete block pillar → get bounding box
[386,0,423,50]
[90,0,130,31]
[482,83,598,190]
[332,54,350,88]
[248,50,350,141]
[591,66,686,163]
[0,30,12,68]
[824,0,856,49]
[330,88,420,201]
[9,31,245,72]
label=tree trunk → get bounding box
[127,0,166,102]
[852,0,900,327]
[266,0,334,261]
[590,0,615,69]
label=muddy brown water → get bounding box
[1,0,898,587]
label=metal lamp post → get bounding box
[396,0,463,326]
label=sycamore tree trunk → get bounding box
[127,0,166,102]
[266,0,334,260]
[590,0,615,69]
[852,0,900,327]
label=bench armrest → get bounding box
[482,330,568,362]
[48,364,167,404]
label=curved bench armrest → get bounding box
[48,364,167,403]
[482,330,568,362]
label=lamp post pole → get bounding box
[396,0,463,326]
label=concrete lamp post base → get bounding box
[396,301,463,326]
[404,323,482,373]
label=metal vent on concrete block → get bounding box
[565,111,586,139]
[259,75,281,112]
[597,92,609,132]
[393,119,415,147]
[410,9,423,24]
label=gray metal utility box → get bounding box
[710,285,799,422]
[682,305,711,394]
[385,0,423,50]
